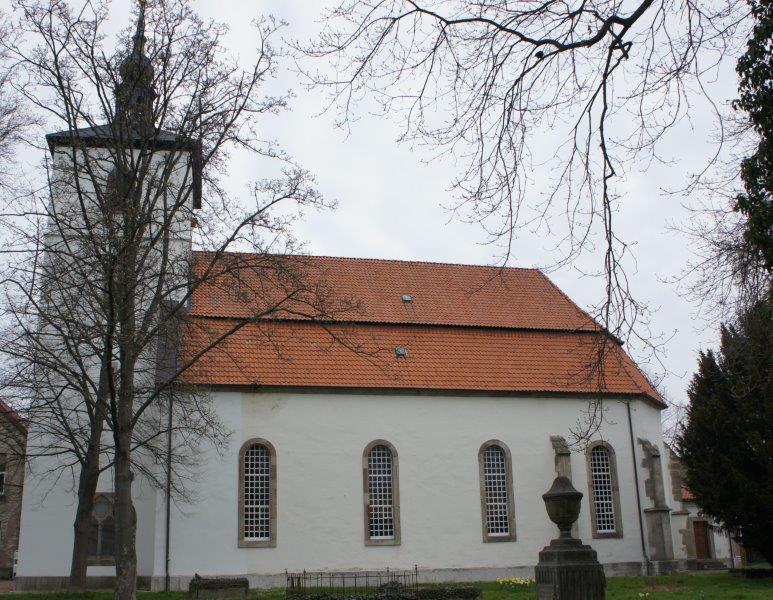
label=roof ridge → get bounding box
[191,250,542,272]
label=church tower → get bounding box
[15,5,204,588]
[44,0,202,266]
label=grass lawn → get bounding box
[4,573,773,599]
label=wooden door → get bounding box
[694,520,711,559]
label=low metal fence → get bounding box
[286,567,419,600]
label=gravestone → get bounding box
[188,573,250,599]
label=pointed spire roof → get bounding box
[115,0,156,134]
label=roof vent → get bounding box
[401,294,413,303]
[394,346,408,359]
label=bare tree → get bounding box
[0,8,39,202]
[301,0,751,341]
[675,196,770,318]
[674,0,771,319]
[0,1,351,598]
[0,15,31,167]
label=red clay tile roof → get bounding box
[682,486,696,502]
[183,253,662,405]
[190,253,599,331]
[0,399,28,436]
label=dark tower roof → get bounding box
[115,0,156,135]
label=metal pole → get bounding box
[627,400,651,575]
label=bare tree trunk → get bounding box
[114,359,138,600]
[113,425,137,600]
[69,363,109,589]
[114,193,138,600]
[68,424,102,589]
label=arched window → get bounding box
[586,442,623,538]
[88,493,115,565]
[363,440,400,545]
[238,439,276,548]
[478,441,516,542]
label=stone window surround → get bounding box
[237,438,277,548]
[478,440,517,543]
[585,440,624,539]
[362,439,401,546]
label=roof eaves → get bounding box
[45,125,202,209]
[191,383,664,402]
[46,125,198,154]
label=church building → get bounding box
[13,5,731,592]
[15,251,733,590]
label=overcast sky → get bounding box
[13,0,742,410]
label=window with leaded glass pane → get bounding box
[478,441,515,541]
[586,442,623,539]
[367,445,394,539]
[363,440,400,545]
[243,443,271,541]
[483,445,510,536]
[238,438,276,548]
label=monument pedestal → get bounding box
[535,537,606,599]
[535,476,606,600]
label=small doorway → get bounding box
[694,520,712,559]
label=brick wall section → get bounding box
[667,447,688,504]
[0,412,27,579]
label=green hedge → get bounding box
[415,585,482,600]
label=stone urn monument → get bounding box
[535,476,606,599]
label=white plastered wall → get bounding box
[156,391,667,581]
[16,448,158,578]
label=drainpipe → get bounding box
[164,392,173,591]
[626,400,651,575]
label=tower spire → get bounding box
[115,0,156,135]
[134,0,146,45]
